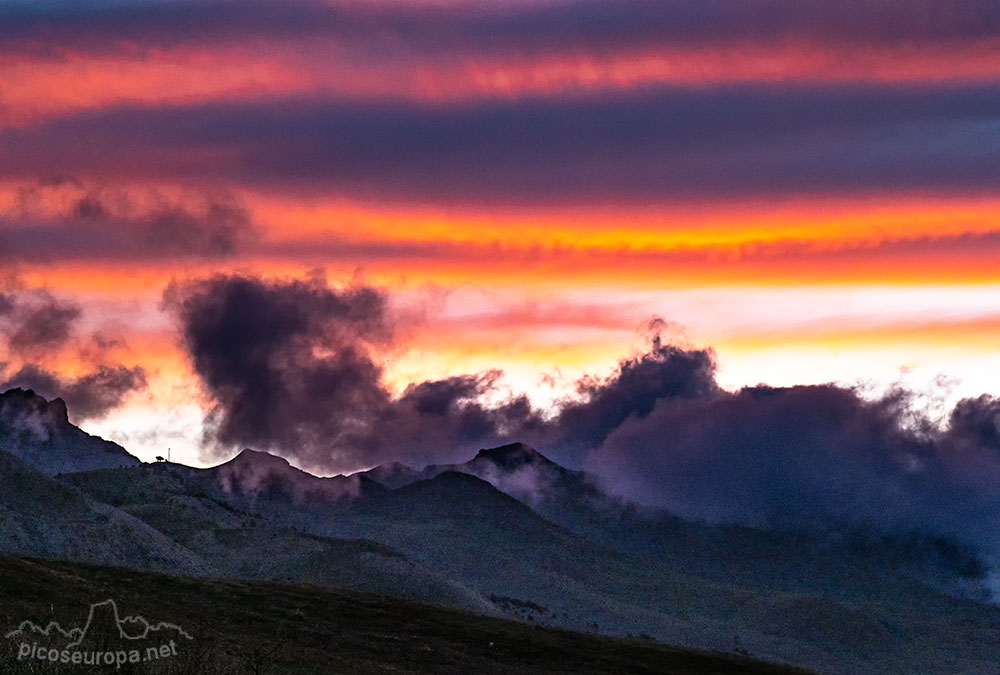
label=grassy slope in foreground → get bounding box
[0,555,814,675]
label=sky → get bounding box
[2,0,1000,469]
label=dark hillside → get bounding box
[0,555,814,675]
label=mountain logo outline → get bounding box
[5,599,193,647]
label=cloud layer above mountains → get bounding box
[166,274,543,471]
[164,273,1000,560]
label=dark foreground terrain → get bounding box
[0,555,812,675]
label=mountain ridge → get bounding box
[205,446,385,507]
[0,388,139,475]
[2,402,999,674]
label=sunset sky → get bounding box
[2,0,999,468]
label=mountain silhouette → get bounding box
[0,450,210,574]
[3,415,999,674]
[58,460,492,612]
[361,442,618,530]
[353,470,561,527]
[473,442,553,469]
[361,460,418,489]
[359,442,573,502]
[0,388,139,475]
[207,448,384,507]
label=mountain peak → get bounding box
[210,448,373,504]
[230,448,293,469]
[360,460,419,489]
[473,443,552,470]
[0,387,69,425]
[0,388,138,475]
[374,471,517,510]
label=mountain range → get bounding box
[1,388,999,674]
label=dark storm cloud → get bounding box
[0,289,81,354]
[545,332,719,462]
[584,383,1000,556]
[0,286,147,420]
[169,272,1000,560]
[1,0,997,59]
[0,262,217,429]
[2,84,997,204]
[9,300,80,352]
[945,395,1000,451]
[0,363,147,422]
[375,372,543,462]
[0,181,256,261]
[169,274,731,471]
[165,273,393,459]
[140,202,252,257]
[167,274,541,471]
[587,386,925,525]
[68,187,254,257]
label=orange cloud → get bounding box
[4,40,999,125]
